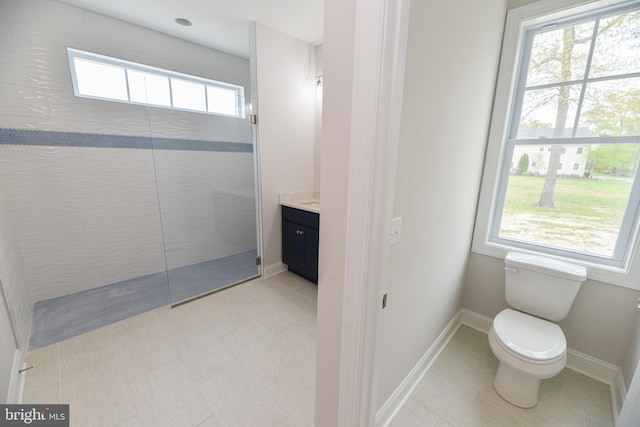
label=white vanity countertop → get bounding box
[279,191,320,214]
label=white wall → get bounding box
[0,0,255,302]
[315,0,357,421]
[622,313,640,390]
[374,0,508,409]
[314,45,323,191]
[253,23,317,271]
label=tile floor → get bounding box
[391,326,614,427]
[23,272,318,427]
[23,273,615,427]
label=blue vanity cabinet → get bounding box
[282,206,319,284]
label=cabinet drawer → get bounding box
[282,206,319,229]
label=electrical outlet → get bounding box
[391,217,401,245]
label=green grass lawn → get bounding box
[500,175,632,256]
[503,175,631,220]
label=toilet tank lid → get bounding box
[505,252,587,281]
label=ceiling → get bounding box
[57,0,324,59]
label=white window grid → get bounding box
[475,0,640,284]
[67,48,246,118]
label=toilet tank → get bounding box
[504,252,586,321]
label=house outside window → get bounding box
[473,0,640,289]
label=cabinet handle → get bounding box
[297,230,305,235]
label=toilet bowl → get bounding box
[488,252,586,408]
[489,308,567,408]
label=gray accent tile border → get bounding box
[29,250,259,350]
[29,271,170,350]
[0,128,253,153]
[169,250,259,304]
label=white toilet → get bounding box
[488,252,586,408]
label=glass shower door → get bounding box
[148,98,260,305]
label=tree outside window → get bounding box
[491,3,640,264]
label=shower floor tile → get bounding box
[29,250,258,350]
[29,272,170,350]
[168,250,259,304]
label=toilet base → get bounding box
[493,362,541,408]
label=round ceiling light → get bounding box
[175,18,193,27]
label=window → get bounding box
[67,48,245,118]
[473,0,640,288]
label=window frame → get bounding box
[67,48,246,118]
[472,0,640,290]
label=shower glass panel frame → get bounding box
[147,96,262,306]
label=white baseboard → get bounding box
[565,348,619,385]
[263,262,288,279]
[6,349,24,404]
[611,368,626,424]
[461,308,492,334]
[375,311,462,427]
[564,348,623,422]
[377,308,624,425]
[461,309,622,385]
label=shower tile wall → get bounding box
[0,0,254,308]
[153,149,257,270]
[0,143,166,301]
[0,185,32,350]
[0,137,257,302]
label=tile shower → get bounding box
[0,111,260,350]
[0,0,261,353]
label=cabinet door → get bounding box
[283,221,306,271]
[304,227,319,282]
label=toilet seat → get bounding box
[493,309,566,363]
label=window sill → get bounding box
[471,239,640,291]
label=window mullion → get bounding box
[168,77,174,108]
[509,30,536,139]
[124,68,132,102]
[510,136,640,145]
[571,17,600,138]
[204,85,210,113]
[490,140,517,241]
[526,71,640,92]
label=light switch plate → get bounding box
[391,217,401,245]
